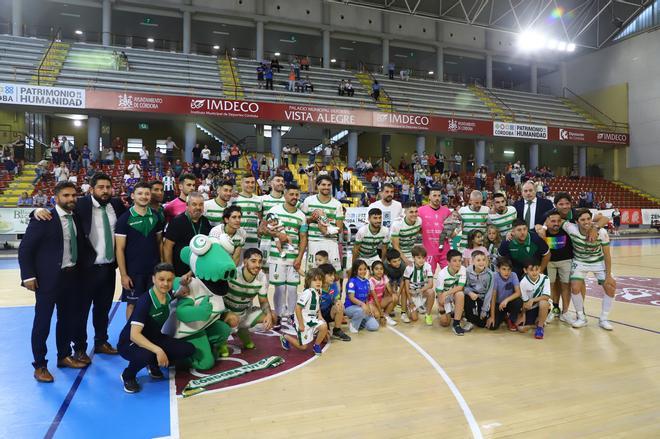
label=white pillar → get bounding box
[184,122,196,163]
[12,0,22,36]
[348,131,358,168]
[102,0,111,46]
[87,116,101,160]
[256,21,264,62]
[560,61,568,94]
[436,46,444,82]
[486,54,493,88]
[322,30,330,69]
[271,125,281,167]
[530,62,538,94]
[529,143,539,171]
[382,38,390,71]
[416,135,426,157]
[182,11,191,54]
[578,146,587,177]
[475,139,486,168]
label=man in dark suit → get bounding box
[33,173,127,363]
[330,166,341,196]
[514,181,554,230]
[19,181,88,382]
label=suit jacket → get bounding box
[331,170,341,182]
[514,197,554,226]
[18,207,85,294]
[75,195,127,268]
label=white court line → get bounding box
[168,367,180,439]
[387,326,483,439]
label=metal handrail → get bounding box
[563,87,628,131]
[36,27,61,85]
[360,61,394,112]
[224,50,239,100]
[480,85,517,121]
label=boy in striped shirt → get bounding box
[519,258,551,339]
[353,208,390,267]
[231,175,262,252]
[458,190,489,250]
[562,209,616,331]
[390,202,422,266]
[436,249,468,335]
[401,245,434,324]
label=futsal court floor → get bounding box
[1,238,659,438]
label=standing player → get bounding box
[458,190,490,250]
[301,175,344,273]
[418,186,451,272]
[561,209,616,330]
[259,174,287,262]
[390,202,422,267]
[542,209,574,324]
[148,180,165,224]
[164,173,196,223]
[488,192,517,238]
[352,208,390,267]
[368,182,403,228]
[259,183,307,329]
[231,174,262,252]
[204,180,233,227]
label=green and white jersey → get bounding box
[209,224,246,251]
[435,265,467,293]
[260,193,286,212]
[458,205,490,249]
[519,274,550,309]
[300,195,344,242]
[390,217,422,258]
[231,193,262,244]
[265,204,308,265]
[204,198,229,226]
[297,287,321,321]
[488,206,517,238]
[562,222,609,263]
[403,262,434,290]
[355,224,390,259]
[225,268,268,313]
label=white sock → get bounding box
[572,294,585,316]
[601,295,613,319]
[286,286,298,316]
[273,285,287,316]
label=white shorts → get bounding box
[547,259,571,283]
[571,260,606,284]
[307,240,342,272]
[233,306,264,329]
[258,239,272,264]
[358,255,381,269]
[437,290,455,314]
[269,263,300,287]
[294,317,323,345]
[409,288,427,310]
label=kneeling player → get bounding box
[436,250,468,335]
[401,245,435,323]
[519,259,551,339]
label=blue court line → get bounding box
[586,314,660,335]
[611,237,660,247]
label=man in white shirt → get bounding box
[282,144,290,167]
[368,183,403,228]
[165,136,178,164]
[201,145,211,163]
[127,160,141,179]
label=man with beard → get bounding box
[164,173,197,223]
[418,186,451,271]
[259,174,286,262]
[353,208,390,267]
[231,175,262,253]
[514,181,554,230]
[499,219,550,280]
[20,182,88,382]
[458,191,490,250]
[260,183,307,328]
[488,192,517,238]
[163,192,212,277]
[542,209,575,324]
[33,173,127,361]
[389,203,422,267]
[116,182,165,319]
[368,183,403,228]
[149,180,165,224]
[204,179,233,227]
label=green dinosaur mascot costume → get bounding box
[163,234,237,370]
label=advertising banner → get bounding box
[550,127,629,145]
[619,208,643,225]
[641,209,660,225]
[0,82,85,108]
[494,122,548,140]
[0,208,37,234]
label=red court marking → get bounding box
[586,276,660,307]
[174,329,321,395]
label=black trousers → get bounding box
[119,335,195,378]
[31,268,78,368]
[73,264,116,352]
[491,298,523,330]
[464,295,487,328]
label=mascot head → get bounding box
[180,234,237,295]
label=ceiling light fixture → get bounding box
[330,58,336,63]
[274,52,280,56]
[213,45,220,50]
[147,38,155,43]
[74,30,83,35]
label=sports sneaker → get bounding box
[552,306,561,317]
[147,364,164,379]
[572,315,588,328]
[599,319,614,331]
[348,322,359,333]
[389,312,396,318]
[425,314,433,326]
[461,320,474,332]
[332,328,351,341]
[505,317,517,332]
[385,315,398,326]
[545,312,554,324]
[312,344,322,355]
[534,327,544,339]
[560,312,576,325]
[273,316,282,331]
[451,322,465,336]
[400,312,411,323]
[121,370,140,393]
[279,335,290,351]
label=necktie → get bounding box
[525,200,533,227]
[66,214,78,264]
[101,205,114,261]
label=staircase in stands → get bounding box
[0,164,37,206]
[218,56,244,99]
[612,181,660,205]
[31,41,69,86]
[468,85,514,122]
[355,72,392,112]
[561,99,608,130]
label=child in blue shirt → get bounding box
[486,257,523,331]
[318,263,351,341]
[344,259,379,333]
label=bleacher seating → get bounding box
[0,35,48,83]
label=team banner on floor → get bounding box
[0,82,85,108]
[0,208,35,234]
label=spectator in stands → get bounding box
[201,145,211,164]
[453,152,462,173]
[120,51,129,70]
[323,144,333,166]
[344,79,355,97]
[388,62,395,80]
[102,145,114,165]
[152,148,162,176]
[301,56,310,71]
[264,65,274,90]
[287,68,296,91]
[256,63,265,89]
[54,161,69,183]
[80,178,91,195]
[292,58,301,80]
[291,144,300,165]
[271,57,281,73]
[330,166,341,196]
[282,166,294,184]
[612,208,621,235]
[18,192,32,207]
[128,160,143,179]
[60,136,74,162]
[399,68,410,81]
[32,190,47,207]
[230,144,240,169]
[67,146,80,174]
[192,143,201,164]
[372,80,381,101]
[112,137,124,162]
[163,170,175,202]
[301,75,314,93]
[49,137,60,164]
[342,167,352,197]
[338,79,346,96]
[336,188,350,205]
[360,187,371,207]
[32,161,47,185]
[585,190,595,208]
[81,144,91,170]
[172,159,183,178]
[139,145,149,173]
[165,137,178,164]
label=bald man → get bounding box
[514,181,554,229]
[458,190,490,250]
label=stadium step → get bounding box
[31,41,70,86]
[355,72,393,112]
[468,85,514,122]
[561,98,607,130]
[218,56,244,99]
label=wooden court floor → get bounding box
[2,240,659,438]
